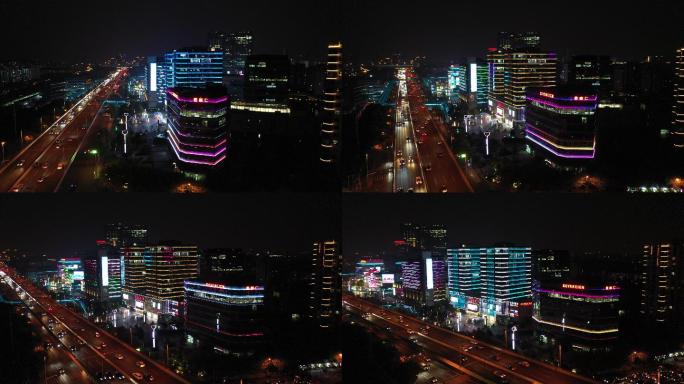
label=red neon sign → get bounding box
[562,283,585,290]
[539,91,555,99]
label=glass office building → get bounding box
[149,50,224,104]
[447,246,532,317]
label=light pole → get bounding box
[1,141,5,164]
[123,113,129,155]
[484,131,491,156]
[511,326,517,350]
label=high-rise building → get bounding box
[569,55,613,96]
[105,223,148,248]
[121,244,199,319]
[320,43,343,166]
[534,281,621,352]
[148,49,224,104]
[497,32,541,52]
[639,242,684,330]
[532,249,571,284]
[243,55,290,105]
[399,222,447,259]
[184,280,265,350]
[84,241,122,304]
[487,39,557,129]
[309,240,341,328]
[166,86,229,167]
[525,86,598,163]
[673,47,684,148]
[447,246,532,318]
[400,251,448,307]
[453,58,490,112]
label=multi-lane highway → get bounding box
[344,294,600,384]
[0,265,190,384]
[393,69,426,193]
[404,68,473,193]
[0,68,126,193]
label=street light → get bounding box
[123,113,129,155]
[1,141,5,164]
[484,131,491,156]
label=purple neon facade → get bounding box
[166,88,229,167]
[525,87,598,160]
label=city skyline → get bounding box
[0,194,339,256]
[343,194,684,255]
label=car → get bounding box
[518,361,530,367]
[115,372,125,380]
[437,140,442,145]
[145,375,155,382]
[16,160,25,167]
[440,185,448,193]
[57,163,64,170]
[11,184,23,193]
[429,378,440,384]
[37,177,45,183]
[58,368,66,375]
[424,165,432,172]
[115,353,124,360]
[406,137,411,143]
[136,360,146,368]
[132,372,144,380]
[95,332,100,338]
[69,345,78,352]
[399,158,406,167]
[100,343,106,348]
[491,355,501,361]
[415,176,423,185]
[42,162,48,169]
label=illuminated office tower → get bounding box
[105,223,148,248]
[497,32,541,52]
[320,43,343,166]
[487,35,557,128]
[674,48,684,148]
[84,241,122,304]
[166,86,229,167]
[184,281,265,349]
[121,246,145,296]
[525,86,598,164]
[447,246,532,318]
[569,55,612,95]
[150,49,224,104]
[309,240,341,328]
[401,252,447,307]
[534,281,620,352]
[243,55,290,105]
[448,65,465,103]
[455,59,490,111]
[639,243,684,327]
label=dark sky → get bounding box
[0,0,342,62]
[0,194,339,257]
[344,0,684,62]
[343,194,684,257]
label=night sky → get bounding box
[2,1,680,64]
[343,0,683,62]
[0,0,342,62]
[0,194,339,257]
[343,194,684,257]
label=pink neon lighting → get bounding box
[526,123,595,150]
[168,120,226,141]
[537,91,597,102]
[526,132,595,159]
[168,138,226,166]
[527,96,597,110]
[167,90,228,104]
[168,132,226,157]
[538,288,619,299]
[168,127,227,149]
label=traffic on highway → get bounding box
[344,294,599,384]
[0,265,190,384]
[0,68,127,193]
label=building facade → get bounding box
[166,86,229,167]
[309,240,341,328]
[639,242,684,330]
[184,280,265,351]
[320,43,343,166]
[534,281,620,352]
[674,47,684,148]
[447,246,532,318]
[525,86,598,163]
